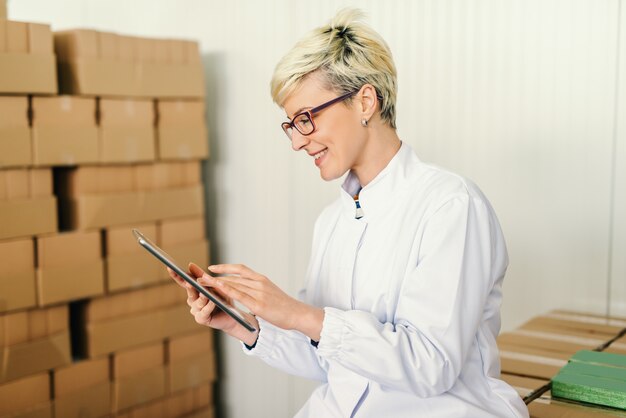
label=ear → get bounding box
[358,84,379,121]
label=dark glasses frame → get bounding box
[281,90,358,140]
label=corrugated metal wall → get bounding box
[10,0,626,416]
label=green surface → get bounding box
[552,351,626,411]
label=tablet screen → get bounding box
[132,229,256,332]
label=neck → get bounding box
[352,124,402,186]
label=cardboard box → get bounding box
[31,96,98,166]
[168,331,216,392]
[0,238,36,314]
[1,0,6,19]
[112,342,165,412]
[61,185,204,230]
[98,99,155,163]
[0,96,31,168]
[54,30,204,98]
[161,240,210,280]
[56,165,135,197]
[156,100,208,160]
[84,304,198,357]
[36,231,104,306]
[85,282,181,323]
[1,304,68,345]
[0,373,50,417]
[53,357,111,418]
[0,196,57,240]
[159,217,205,246]
[105,223,164,292]
[0,168,52,200]
[0,21,57,94]
[0,329,71,383]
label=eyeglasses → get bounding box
[281,90,358,140]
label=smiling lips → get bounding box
[312,148,328,167]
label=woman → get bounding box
[169,8,529,418]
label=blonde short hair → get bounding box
[271,8,398,129]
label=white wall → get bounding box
[8,1,626,417]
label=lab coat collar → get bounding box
[340,141,415,221]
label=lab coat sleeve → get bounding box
[241,316,328,382]
[316,193,503,397]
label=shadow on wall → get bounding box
[200,51,228,418]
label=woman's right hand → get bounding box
[167,263,259,345]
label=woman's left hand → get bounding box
[198,264,324,339]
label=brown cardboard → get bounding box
[0,96,31,168]
[0,310,28,346]
[159,217,205,246]
[161,240,210,280]
[169,349,216,393]
[61,185,204,230]
[85,282,181,323]
[59,165,135,196]
[54,30,204,98]
[1,0,6,19]
[99,126,155,163]
[7,403,52,418]
[53,357,111,418]
[1,21,56,94]
[106,222,157,255]
[0,238,36,313]
[168,330,214,361]
[36,231,105,306]
[113,366,166,412]
[167,331,216,394]
[45,304,68,336]
[98,31,118,59]
[0,373,49,416]
[54,356,109,396]
[7,21,28,53]
[53,30,98,60]
[0,196,57,240]
[113,342,163,379]
[0,53,57,94]
[156,100,208,160]
[54,382,111,418]
[29,169,53,197]
[0,330,71,383]
[105,222,162,292]
[4,169,29,199]
[27,309,47,340]
[27,23,53,54]
[31,96,98,166]
[85,304,199,357]
[98,99,155,162]
[106,251,165,292]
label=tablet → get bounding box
[132,229,257,333]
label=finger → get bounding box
[216,281,259,313]
[167,267,187,288]
[185,284,199,302]
[198,275,261,291]
[188,262,206,279]
[208,264,262,279]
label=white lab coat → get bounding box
[244,143,529,418]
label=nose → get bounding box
[291,131,310,151]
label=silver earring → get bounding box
[361,119,368,127]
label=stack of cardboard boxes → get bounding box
[1,12,215,418]
[499,310,626,417]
